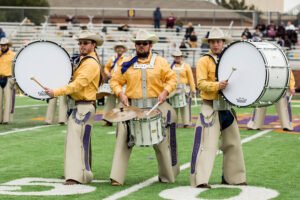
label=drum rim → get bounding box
[12,40,73,101]
[216,40,283,108]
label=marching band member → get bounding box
[102,42,127,126]
[45,96,68,125]
[169,49,196,128]
[247,71,296,131]
[0,38,16,124]
[190,27,247,188]
[109,29,179,186]
[45,31,102,185]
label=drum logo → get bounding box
[38,91,48,96]
[236,97,247,103]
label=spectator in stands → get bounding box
[179,39,189,57]
[241,28,252,39]
[256,23,266,36]
[200,31,210,51]
[185,22,194,40]
[0,28,6,39]
[286,29,298,47]
[285,21,296,31]
[267,27,276,39]
[277,35,292,50]
[276,22,286,38]
[166,13,176,30]
[266,21,277,39]
[101,26,107,34]
[175,18,183,35]
[118,24,130,32]
[188,31,198,48]
[252,27,263,42]
[153,7,162,31]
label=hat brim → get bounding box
[132,35,159,44]
[76,35,104,46]
[0,42,12,46]
[114,45,127,51]
[172,54,183,57]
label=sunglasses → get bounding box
[78,41,92,45]
[135,41,150,46]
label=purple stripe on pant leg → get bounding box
[83,125,92,171]
[200,113,213,127]
[286,96,292,122]
[170,122,177,166]
[72,109,91,125]
[165,110,171,127]
[251,109,256,121]
[10,88,16,114]
[191,126,202,174]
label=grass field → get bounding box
[0,96,299,200]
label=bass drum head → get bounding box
[217,41,266,107]
[14,41,72,100]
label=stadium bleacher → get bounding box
[1,19,300,91]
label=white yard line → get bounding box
[103,129,272,200]
[15,104,47,108]
[0,125,56,136]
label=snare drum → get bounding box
[13,41,72,100]
[169,92,187,108]
[96,82,126,99]
[129,109,164,147]
[96,81,113,99]
[217,41,290,107]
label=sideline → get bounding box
[0,125,57,136]
[103,129,272,200]
[15,104,47,108]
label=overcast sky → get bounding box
[284,0,300,12]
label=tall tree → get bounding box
[0,0,49,25]
[216,0,255,10]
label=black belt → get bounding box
[0,75,11,78]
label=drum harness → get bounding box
[200,53,235,130]
[121,54,167,148]
[66,54,101,117]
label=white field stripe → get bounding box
[15,104,47,108]
[0,125,56,136]
[103,129,272,200]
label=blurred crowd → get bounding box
[241,21,298,50]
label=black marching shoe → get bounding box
[196,183,211,188]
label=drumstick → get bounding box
[227,67,237,81]
[146,102,160,116]
[193,93,197,106]
[30,77,47,90]
[289,95,293,103]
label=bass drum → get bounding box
[217,41,290,107]
[13,40,72,100]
